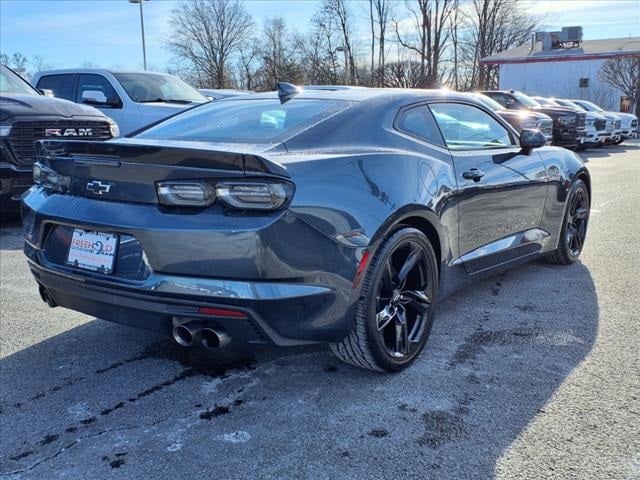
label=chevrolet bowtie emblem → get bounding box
[86,180,112,195]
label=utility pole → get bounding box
[129,0,148,70]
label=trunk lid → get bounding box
[35,138,288,204]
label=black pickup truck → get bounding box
[481,90,586,150]
[1,65,117,214]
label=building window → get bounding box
[579,78,589,88]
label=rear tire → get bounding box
[331,227,438,372]
[545,179,590,265]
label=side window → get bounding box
[77,74,121,108]
[429,103,514,150]
[396,105,444,146]
[36,74,76,101]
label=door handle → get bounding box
[462,169,485,181]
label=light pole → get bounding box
[129,0,148,70]
[334,46,346,84]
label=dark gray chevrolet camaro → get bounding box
[22,86,591,372]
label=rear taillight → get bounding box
[155,179,294,210]
[33,162,70,192]
[157,181,215,207]
[215,181,293,210]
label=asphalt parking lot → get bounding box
[1,142,639,480]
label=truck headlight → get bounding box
[0,125,11,137]
[108,120,120,138]
[557,115,573,126]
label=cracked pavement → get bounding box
[1,142,639,479]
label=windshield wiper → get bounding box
[137,98,194,104]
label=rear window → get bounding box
[136,99,349,144]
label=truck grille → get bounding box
[575,113,586,128]
[8,121,112,166]
[538,119,553,139]
[594,118,606,131]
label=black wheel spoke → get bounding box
[393,309,409,357]
[401,289,431,315]
[574,207,588,220]
[397,245,422,285]
[574,229,583,251]
[376,305,395,331]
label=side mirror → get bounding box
[520,129,547,151]
[39,88,54,97]
[82,90,113,106]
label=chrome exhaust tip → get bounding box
[201,327,231,349]
[172,321,203,347]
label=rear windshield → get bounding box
[136,99,349,144]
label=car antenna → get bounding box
[277,82,301,104]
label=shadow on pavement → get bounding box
[579,140,639,160]
[0,260,598,478]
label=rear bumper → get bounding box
[26,252,345,345]
[22,188,362,345]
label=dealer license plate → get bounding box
[66,229,118,273]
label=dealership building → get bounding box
[481,28,640,112]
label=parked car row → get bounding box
[480,89,637,150]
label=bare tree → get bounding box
[0,52,28,74]
[369,0,375,82]
[393,0,456,87]
[381,60,425,88]
[370,0,393,86]
[319,0,358,85]
[258,17,303,89]
[599,56,640,115]
[292,16,342,85]
[235,38,260,90]
[167,0,253,88]
[459,0,539,90]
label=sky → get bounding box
[1,0,639,72]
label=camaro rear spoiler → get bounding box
[35,139,290,177]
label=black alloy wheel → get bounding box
[546,179,590,265]
[331,227,438,372]
[566,185,589,257]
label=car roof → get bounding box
[34,68,175,77]
[233,87,476,104]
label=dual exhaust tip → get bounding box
[38,286,231,350]
[172,321,231,349]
